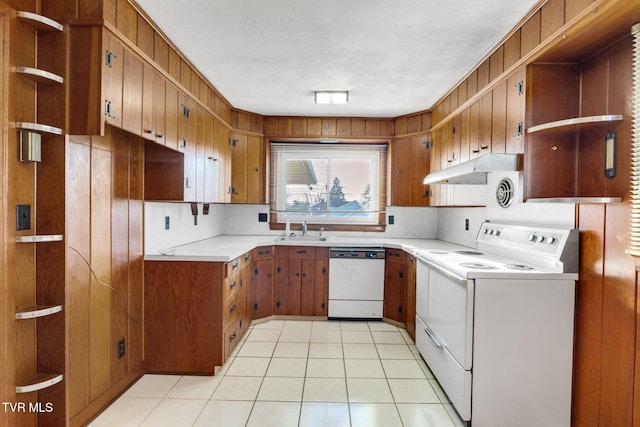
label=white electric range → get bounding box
[413,221,578,427]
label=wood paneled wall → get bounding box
[66,127,144,427]
[263,116,395,139]
[575,203,637,427]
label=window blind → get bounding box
[629,23,640,256]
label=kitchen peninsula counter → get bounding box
[144,234,466,262]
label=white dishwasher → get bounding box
[328,247,385,319]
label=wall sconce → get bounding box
[315,91,349,104]
[605,132,617,178]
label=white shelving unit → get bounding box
[15,66,63,85]
[15,234,63,243]
[16,11,63,32]
[16,305,63,320]
[527,114,624,134]
[16,374,63,394]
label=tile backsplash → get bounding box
[144,203,438,252]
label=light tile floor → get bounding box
[89,319,466,427]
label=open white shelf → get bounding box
[15,66,63,85]
[13,122,63,136]
[16,305,62,320]
[527,114,624,134]
[16,11,63,32]
[16,235,63,243]
[16,374,63,393]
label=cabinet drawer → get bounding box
[288,246,316,259]
[223,293,239,328]
[223,322,238,360]
[223,274,241,301]
[226,256,242,277]
[253,245,274,259]
[386,248,407,263]
[241,251,253,265]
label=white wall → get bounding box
[144,202,223,253]
[145,202,438,253]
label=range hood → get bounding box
[423,153,520,185]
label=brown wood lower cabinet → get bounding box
[383,248,416,341]
[144,250,254,374]
[273,246,328,316]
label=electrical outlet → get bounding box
[165,216,170,230]
[388,215,395,225]
[203,204,210,215]
[258,213,268,222]
[117,338,125,359]
[465,218,470,231]
[16,205,31,231]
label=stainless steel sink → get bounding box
[275,235,330,242]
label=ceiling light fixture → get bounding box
[314,91,349,104]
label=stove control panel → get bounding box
[478,223,568,256]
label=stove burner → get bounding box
[455,250,483,255]
[505,264,535,271]
[459,262,498,270]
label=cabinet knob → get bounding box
[156,133,164,138]
[144,129,153,134]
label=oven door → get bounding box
[418,257,474,370]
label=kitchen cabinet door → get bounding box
[273,250,289,315]
[203,112,219,202]
[253,257,274,319]
[164,82,178,151]
[287,259,303,315]
[410,135,430,207]
[506,68,525,153]
[141,66,168,145]
[214,118,232,203]
[384,258,407,323]
[299,259,316,316]
[314,257,329,316]
[141,63,155,141]
[103,30,123,129]
[491,80,507,153]
[231,134,265,204]
[231,134,248,203]
[194,105,206,203]
[178,93,196,201]
[478,92,493,156]
[391,137,412,206]
[121,48,143,136]
[247,135,264,204]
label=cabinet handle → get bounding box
[105,50,117,67]
[232,261,239,269]
[296,272,300,277]
[472,149,480,153]
[231,187,239,195]
[230,332,236,341]
[156,133,164,138]
[230,304,237,312]
[321,302,326,309]
[302,272,306,277]
[515,121,523,137]
[144,129,153,134]
[297,250,307,254]
[480,145,489,150]
[229,281,237,289]
[185,177,191,189]
[245,254,251,260]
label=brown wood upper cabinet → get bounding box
[391,136,431,206]
[102,30,124,130]
[142,63,167,145]
[231,133,265,204]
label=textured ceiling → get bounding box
[135,0,540,118]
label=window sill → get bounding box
[269,222,386,233]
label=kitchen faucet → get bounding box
[302,221,307,236]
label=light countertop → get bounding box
[144,234,467,263]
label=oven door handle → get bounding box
[415,255,468,285]
[424,324,444,349]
